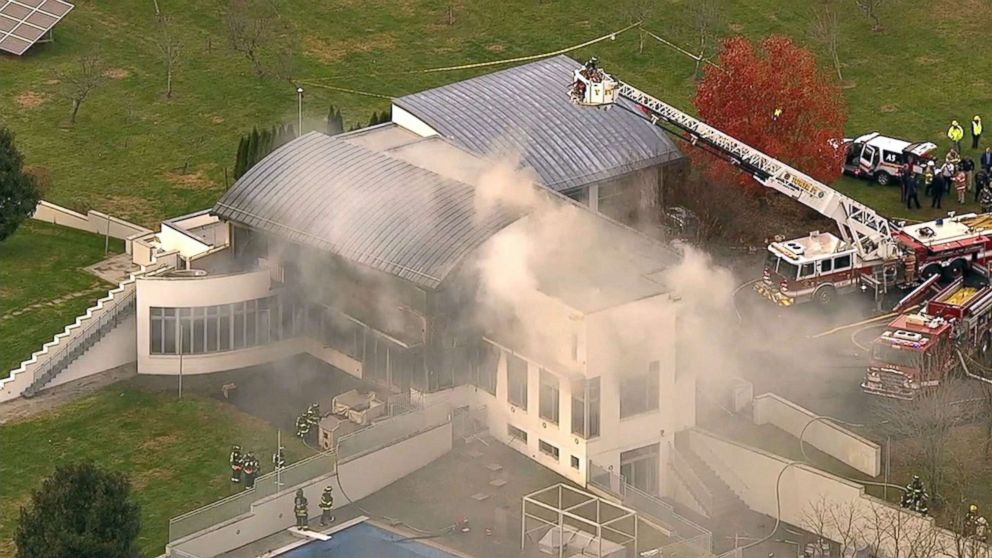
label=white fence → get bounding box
[32,200,150,245]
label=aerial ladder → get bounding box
[569,59,900,265]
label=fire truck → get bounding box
[569,59,992,307]
[862,277,992,399]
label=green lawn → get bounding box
[0,1,989,226]
[0,220,123,374]
[0,385,315,557]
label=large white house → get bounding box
[1,56,692,497]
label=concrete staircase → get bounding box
[672,431,745,518]
[0,266,154,402]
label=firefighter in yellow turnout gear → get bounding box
[294,489,309,530]
[973,116,984,149]
[319,485,335,526]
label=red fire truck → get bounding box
[569,60,992,307]
[862,277,992,399]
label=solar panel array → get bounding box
[0,0,73,56]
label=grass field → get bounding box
[0,220,123,374]
[1,1,990,226]
[0,384,314,557]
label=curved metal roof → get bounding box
[214,132,524,289]
[394,55,683,193]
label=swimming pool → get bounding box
[278,521,461,558]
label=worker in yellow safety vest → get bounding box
[949,120,965,153]
[972,116,983,149]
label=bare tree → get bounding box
[54,54,105,126]
[873,379,968,503]
[855,0,885,32]
[804,497,863,557]
[810,0,843,81]
[224,0,273,76]
[619,0,652,54]
[857,500,946,558]
[155,16,182,98]
[688,0,722,79]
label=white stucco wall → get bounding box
[753,393,881,477]
[170,423,452,558]
[48,314,137,389]
[585,293,690,499]
[470,348,587,486]
[136,270,301,375]
[158,222,212,260]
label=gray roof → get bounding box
[394,55,683,193]
[213,132,524,289]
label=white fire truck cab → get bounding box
[843,132,937,186]
[757,232,861,306]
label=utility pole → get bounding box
[104,217,110,255]
[296,87,304,137]
[178,323,185,399]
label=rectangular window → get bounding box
[572,377,601,438]
[192,307,206,353]
[620,363,659,418]
[475,344,498,395]
[206,306,219,352]
[820,259,833,273]
[834,254,852,270]
[150,307,164,354]
[179,308,193,354]
[539,369,559,424]
[163,308,177,354]
[218,304,232,351]
[571,455,580,470]
[620,444,660,495]
[800,262,815,278]
[539,440,559,461]
[507,424,528,443]
[257,297,270,345]
[233,302,246,349]
[244,299,257,346]
[507,353,528,410]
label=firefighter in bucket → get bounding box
[570,58,618,106]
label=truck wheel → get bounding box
[922,265,942,280]
[946,259,968,279]
[876,172,891,186]
[814,286,836,305]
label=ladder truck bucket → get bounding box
[569,59,619,107]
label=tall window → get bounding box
[150,307,164,354]
[620,361,660,418]
[474,344,499,395]
[571,377,600,438]
[539,369,559,424]
[507,353,528,410]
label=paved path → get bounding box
[85,252,139,284]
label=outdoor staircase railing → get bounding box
[1,263,171,401]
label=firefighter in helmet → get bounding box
[977,516,989,543]
[319,485,335,526]
[296,414,310,440]
[965,504,980,536]
[229,444,243,483]
[243,451,259,489]
[294,488,309,530]
[306,403,321,427]
[273,446,286,471]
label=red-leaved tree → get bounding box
[692,35,847,191]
